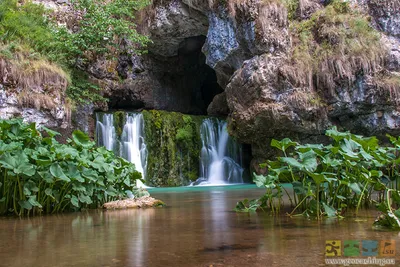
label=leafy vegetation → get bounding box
[0,0,150,105]
[236,127,400,229]
[55,0,150,65]
[0,119,143,216]
[67,70,108,105]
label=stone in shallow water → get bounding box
[102,196,165,209]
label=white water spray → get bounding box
[96,113,147,187]
[199,118,243,185]
[96,113,117,151]
[121,114,148,188]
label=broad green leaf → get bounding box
[41,126,60,138]
[72,130,93,149]
[0,152,36,176]
[50,163,70,182]
[106,186,118,197]
[322,202,337,217]
[326,127,349,142]
[307,172,326,186]
[38,171,54,183]
[28,196,42,208]
[45,188,53,197]
[280,157,303,169]
[18,200,32,210]
[299,150,318,172]
[349,183,362,195]
[71,195,79,208]
[271,138,297,152]
[253,173,266,188]
[82,168,98,181]
[79,194,92,204]
[72,183,86,192]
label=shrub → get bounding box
[0,119,143,216]
[236,127,400,229]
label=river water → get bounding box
[0,185,399,267]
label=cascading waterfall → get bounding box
[96,113,117,152]
[96,113,147,188]
[199,118,244,185]
[121,114,148,188]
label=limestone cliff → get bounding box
[1,0,399,173]
[131,0,400,169]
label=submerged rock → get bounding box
[103,196,165,209]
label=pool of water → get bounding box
[0,185,399,267]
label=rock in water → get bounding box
[103,196,165,209]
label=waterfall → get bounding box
[199,118,244,185]
[121,114,148,188]
[95,113,147,188]
[95,113,117,152]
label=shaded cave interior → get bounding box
[109,35,223,115]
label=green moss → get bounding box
[113,111,126,137]
[282,0,299,20]
[142,110,205,187]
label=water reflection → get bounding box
[0,186,399,267]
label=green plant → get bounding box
[237,127,400,228]
[56,0,151,65]
[234,199,260,212]
[0,118,143,216]
[0,0,151,106]
[66,70,109,105]
[374,189,400,229]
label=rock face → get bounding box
[3,0,400,174]
[210,0,400,164]
[0,54,70,129]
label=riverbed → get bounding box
[0,185,399,267]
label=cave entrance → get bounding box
[177,35,223,115]
[108,36,222,115]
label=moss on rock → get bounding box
[142,110,205,187]
[113,111,126,137]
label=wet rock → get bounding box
[103,196,165,209]
[207,92,229,116]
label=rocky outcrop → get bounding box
[207,92,229,116]
[146,0,208,57]
[3,0,400,172]
[0,53,70,129]
[226,54,329,142]
[221,0,400,163]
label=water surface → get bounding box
[0,185,399,267]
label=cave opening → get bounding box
[177,35,223,115]
[108,35,223,115]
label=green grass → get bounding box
[0,0,149,106]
